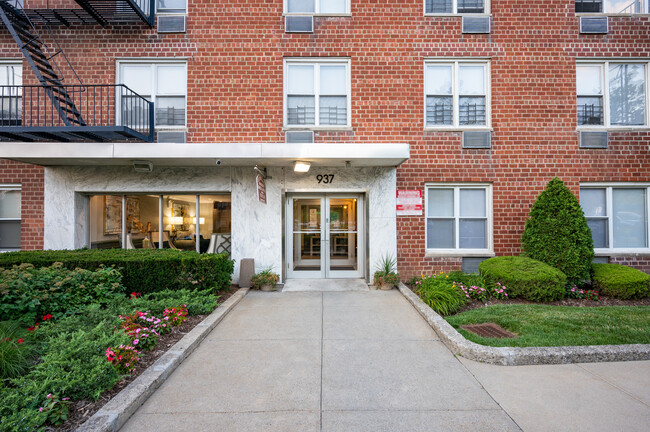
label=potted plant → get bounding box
[251,268,280,291]
[373,254,400,290]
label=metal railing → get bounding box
[319,106,347,126]
[0,84,153,140]
[618,0,647,13]
[426,104,453,126]
[287,106,316,125]
[575,0,603,13]
[578,104,604,125]
[459,102,486,125]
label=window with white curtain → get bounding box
[577,62,648,128]
[284,59,350,127]
[425,0,488,14]
[0,185,21,251]
[285,0,349,14]
[580,185,650,251]
[425,61,489,128]
[119,61,187,128]
[575,0,650,14]
[425,185,491,253]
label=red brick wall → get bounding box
[2,1,648,271]
[0,160,44,250]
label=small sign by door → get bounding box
[396,190,422,216]
[257,174,266,204]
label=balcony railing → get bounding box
[0,84,153,142]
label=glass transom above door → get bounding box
[287,194,364,279]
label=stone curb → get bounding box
[76,287,250,432]
[398,283,650,366]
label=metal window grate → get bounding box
[577,104,604,125]
[459,102,486,125]
[426,104,453,125]
[319,106,347,125]
[287,106,316,125]
[575,0,603,13]
[457,0,485,13]
[426,0,452,13]
[155,107,185,126]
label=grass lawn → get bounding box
[446,305,650,347]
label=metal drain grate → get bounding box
[460,323,516,339]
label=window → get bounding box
[425,0,488,14]
[0,185,21,251]
[425,61,489,128]
[580,186,650,251]
[425,185,491,253]
[119,61,187,128]
[157,0,186,14]
[285,0,349,15]
[575,0,650,14]
[284,59,350,128]
[577,62,647,128]
[0,63,22,126]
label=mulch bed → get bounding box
[49,286,238,432]
[406,284,650,315]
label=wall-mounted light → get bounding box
[294,161,311,173]
[133,160,153,173]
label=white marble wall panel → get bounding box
[44,164,397,283]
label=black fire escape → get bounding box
[0,0,155,142]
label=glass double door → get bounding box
[287,194,364,279]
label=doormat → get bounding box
[460,323,516,339]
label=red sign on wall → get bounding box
[396,190,422,216]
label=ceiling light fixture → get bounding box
[294,161,311,173]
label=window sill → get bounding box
[595,250,650,256]
[283,126,352,132]
[424,127,493,132]
[577,127,650,132]
[575,13,650,17]
[424,14,492,17]
[283,13,352,17]
[425,250,495,258]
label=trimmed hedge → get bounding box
[479,256,567,302]
[0,249,234,294]
[592,263,650,300]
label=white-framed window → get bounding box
[284,59,351,128]
[425,184,492,254]
[0,62,22,125]
[118,60,187,129]
[577,61,648,128]
[425,0,489,14]
[425,60,490,129]
[0,185,21,251]
[575,0,650,14]
[157,0,186,14]
[285,0,350,15]
[580,185,650,252]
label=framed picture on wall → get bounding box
[104,196,141,235]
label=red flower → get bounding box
[130,292,141,299]
[17,338,24,344]
[42,314,53,321]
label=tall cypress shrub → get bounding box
[521,177,594,284]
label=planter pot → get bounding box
[378,283,393,291]
[260,283,274,292]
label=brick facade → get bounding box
[0,160,43,250]
[1,1,649,272]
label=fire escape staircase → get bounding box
[0,1,85,128]
[0,0,154,142]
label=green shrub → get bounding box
[0,321,33,380]
[416,274,468,315]
[0,263,124,324]
[0,249,234,295]
[126,288,219,316]
[592,263,650,299]
[521,177,594,284]
[479,256,567,302]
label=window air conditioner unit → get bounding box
[580,131,608,149]
[285,15,314,33]
[157,15,187,33]
[462,16,491,34]
[580,17,608,34]
[286,131,314,143]
[157,131,186,143]
[462,131,491,149]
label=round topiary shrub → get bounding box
[479,256,567,302]
[592,263,650,299]
[521,177,594,284]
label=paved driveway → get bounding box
[121,289,650,432]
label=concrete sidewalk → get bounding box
[121,289,650,432]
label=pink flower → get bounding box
[133,339,139,345]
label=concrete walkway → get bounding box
[121,289,650,432]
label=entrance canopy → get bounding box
[0,142,409,168]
